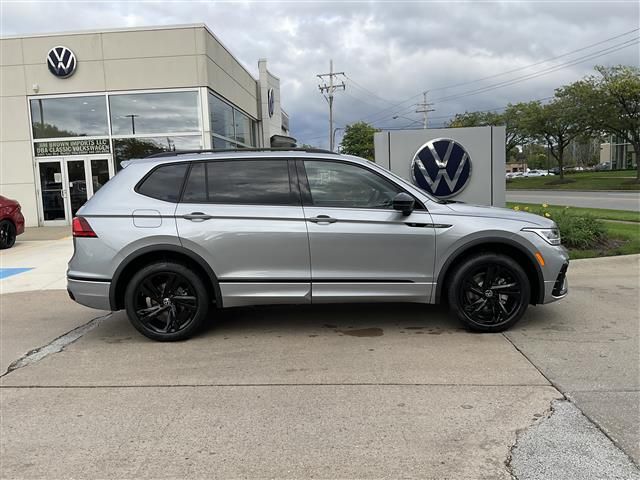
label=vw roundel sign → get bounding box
[46,46,77,78]
[411,138,472,198]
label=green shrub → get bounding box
[512,204,607,249]
[553,211,607,249]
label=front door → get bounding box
[37,156,113,225]
[298,159,437,303]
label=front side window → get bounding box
[109,91,199,135]
[137,163,189,203]
[30,96,108,139]
[182,160,292,205]
[304,160,403,209]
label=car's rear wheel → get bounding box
[124,261,209,341]
[447,253,530,332]
[0,220,16,249]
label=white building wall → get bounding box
[0,24,268,227]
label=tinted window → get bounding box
[304,160,402,209]
[110,92,199,135]
[181,160,292,205]
[30,96,108,138]
[209,94,235,139]
[137,164,188,202]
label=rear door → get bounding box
[298,159,437,303]
[175,158,311,307]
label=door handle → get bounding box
[183,212,213,221]
[308,215,337,224]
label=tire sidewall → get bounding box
[448,253,531,332]
[125,262,209,341]
[0,220,16,249]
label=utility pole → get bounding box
[415,91,435,129]
[317,60,345,151]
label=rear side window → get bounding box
[182,160,293,205]
[137,163,188,202]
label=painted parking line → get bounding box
[0,268,34,280]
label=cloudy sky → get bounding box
[2,1,638,147]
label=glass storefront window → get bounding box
[109,91,199,135]
[212,136,235,149]
[30,96,108,139]
[234,110,254,146]
[209,94,235,139]
[113,136,202,170]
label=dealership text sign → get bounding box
[35,139,110,157]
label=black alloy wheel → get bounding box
[125,262,209,341]
[448,253,530,332]
[0,220,16,249]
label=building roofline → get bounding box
[0,23,257,81]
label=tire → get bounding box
[0,220,16,249]
[447,253,530,332]
[124,261,210,341]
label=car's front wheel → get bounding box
[124,261,209,341]
[447,253,530,332]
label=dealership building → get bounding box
[0,24,291,227]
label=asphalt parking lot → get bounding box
[0,238,638,479]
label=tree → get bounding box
[339,122,379,161]
[447,104,529,159]
[561,65,640,181]
[519,97,581,181]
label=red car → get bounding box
[0,195,25,249]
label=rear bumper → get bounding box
[67,277,112,311]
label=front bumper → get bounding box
[67,277,112,311]
[542,261,569,304]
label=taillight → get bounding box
[72,217,97,238]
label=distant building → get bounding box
[505,162,527,173]
[600,135,637,169]
[0,24,293,226]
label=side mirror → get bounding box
[393,192,415,216]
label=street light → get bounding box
[332,127,344,152]
[392,115,422,126]
[125,114,139,135]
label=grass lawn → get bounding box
[569,222,640,259]
[506,202,640,223]
[505,202,640,259]
[507,170,640,191]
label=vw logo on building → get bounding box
[411,138,472,198]
[267,88,275,118]
[46,46,77,78]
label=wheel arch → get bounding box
[109,244,222,311]
[435,237,544,305]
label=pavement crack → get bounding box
[1,312,112,377]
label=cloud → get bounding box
[2,1,638,148]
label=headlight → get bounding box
[522,227,561,245]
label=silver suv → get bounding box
[67,149,569,341]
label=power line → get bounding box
[430,38,639,104]
[347,27,639,125]
[428,27,639,93]
[415,91,435,129]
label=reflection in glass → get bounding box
[212,136,235,149]
[209,94,235,139]
[234,110,254,146]
[113,136,202,170]
[109,92,199,135]
[67,160,87,217]
[31,96,108,139]
[90,159,110,193]
[39,162,65,221]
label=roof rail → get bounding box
[145,147,337,159]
